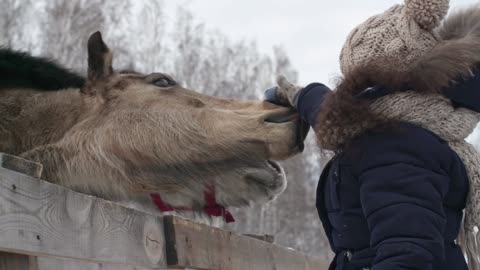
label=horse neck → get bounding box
[2,88,86,154]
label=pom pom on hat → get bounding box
[405,0,450,30]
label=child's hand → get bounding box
[264,75,303,108]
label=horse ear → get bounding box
[85,31,113,85]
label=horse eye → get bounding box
[151,76,176,88]
[153,78,170,87]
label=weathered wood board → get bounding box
[0,153,43,178]
[164,216,329,270]
[0,254,187,270]
[0,166,167,268]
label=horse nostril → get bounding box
[267,160,282,173]
[264,110,297,124]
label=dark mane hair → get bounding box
[0,48,85,91]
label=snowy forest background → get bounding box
[0,0,333,261]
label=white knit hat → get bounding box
[339,0,450,75]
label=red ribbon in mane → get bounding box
[150,184,235,223]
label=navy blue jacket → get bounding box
[296,83,469,270]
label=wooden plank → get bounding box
[164,216,329,270]
[0,153,43,178]
[0,166,167,268]
[34,256,161,270]
[0,153,328,269]
[0,252,37,270]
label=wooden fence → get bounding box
[0,153,328,270]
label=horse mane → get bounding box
[0,48,85,91]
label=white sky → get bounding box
[167,0,478,88]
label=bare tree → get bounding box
[0,0,40,52]
[0,0,21,47]
[41,0,105,72]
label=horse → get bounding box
[0,31,307,221]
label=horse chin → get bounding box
[250,160,287,203]
[215,160,287,207]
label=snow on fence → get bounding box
[0,153,328,270]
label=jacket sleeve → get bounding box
[357,128,451,270]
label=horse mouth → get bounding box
[267,160,282,174]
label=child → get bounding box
[266,1,480,269]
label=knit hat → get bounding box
[339,0,450,75]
